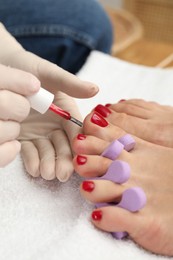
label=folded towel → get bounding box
[0,51,171,260]
[77,51,173,117]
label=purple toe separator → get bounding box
[101,140,124,160]
[94,138,146,240]
[112,231,128,239]
[118,187,147,212]
[98,139,130,184]
[96,160,130,184]
[118,134,136,152]
[112,187,147,239]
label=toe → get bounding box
[80,179,126,203]
[83,111,126,141]
[112,99,160,112]
[110,103,150,119]
[73,154,111,178]
[73,134,110,155]
[91,206,142,235]
[95,108,152,144]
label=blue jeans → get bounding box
[0,0,113,73]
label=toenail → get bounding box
[91,112,108,127]
[77,134,86,140]
[105,103,111,107]
[118,99,126,102]
[94,104,111,117]
[92,210,102,221]
[82,181,95,192]
[76,155,87,165]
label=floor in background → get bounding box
[106,7,173,68]
[116,39,173,68]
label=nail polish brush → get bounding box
[27,87,83,127]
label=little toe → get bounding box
[91,206,169,255]
[91,205,144,236]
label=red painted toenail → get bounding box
[91,112,108,127]
[94,104,111,117]
[92,210,102,221]
[119,99,126,102]
[105,103,111,107]
[77,134,86,140]
[76,155,87,165]
[82,181,95,192]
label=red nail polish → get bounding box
[82,181,95,192]
[76,155,87,165]
[105,103,111,107]
[77,134,86,140]
[92,210,102,221]
[94,104,111,117]
[119,99,126,102]
[91,112,108,127]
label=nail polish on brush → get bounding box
[27,87,83,127]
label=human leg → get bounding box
[0,0,113,73]
[72,111,173,256]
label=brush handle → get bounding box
[27,87,54,114]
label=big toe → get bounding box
[83,111,126,141]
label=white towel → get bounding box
[0,51,172,260]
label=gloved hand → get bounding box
[0,64,40,167]
[0,23,99,181]
[19,91,82,182]
[0,23,98,98]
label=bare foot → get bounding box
[94,99,173,147]
[72,111,173,256]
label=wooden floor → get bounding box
[116,39,173,68]
[106,7,173,68]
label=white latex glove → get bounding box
[0,23,99,181]
[0,64,40,167]
[19,92,82,182]
[0,23,98,97]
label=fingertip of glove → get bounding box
[15,140,21,152]
[83,82,99,97]
[57,169,73,182]
[30,76,41,93]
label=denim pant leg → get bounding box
[0,0,113,73]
